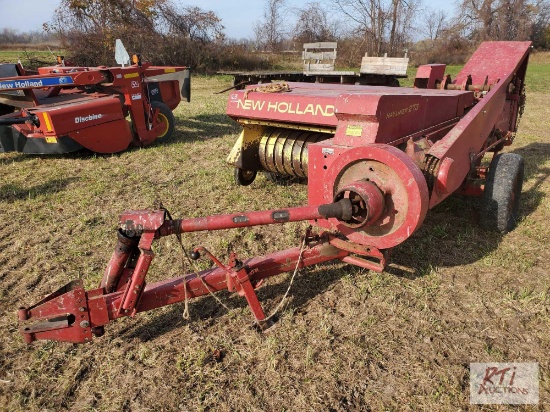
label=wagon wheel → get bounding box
[152,101,175,144]
[480,153,524,233]
[234,168,257,186]
[0,103,15,116]
[387,77,400,87]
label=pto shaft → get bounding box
[158,198,352,236]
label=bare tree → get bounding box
[0,28,53,45]
[48,0,163,65]
[292,2,337,44]
[388,0,418,54]
[158,5,224,42]
[330,0,383,55]
[457,0,544,41]
[330,0,419,56]
[421,9,447,43]
[254,0,288,51]
[413,8,459,64]
[47,0,227,68]
[530,0,550,48]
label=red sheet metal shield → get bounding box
[325,144,429,249]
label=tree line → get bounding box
[2,0,549,70]
[0,29,55,48]
[256,0,550,65]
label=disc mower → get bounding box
[17,42,531,344]
[0,45,190,154]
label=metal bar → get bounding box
[100,230,139,293]
[158,199,351,237]
[120,249,154,314]
[426,42,531,208]
[93,240,349,324]
[386,117,459,147]
[445,83,492,92]
[476,133,511,160]
[215,81,250,94]
[341,255,384,273]
[233,267,268,323]
[0,116,34,126]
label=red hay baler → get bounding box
[0,55,190,154]
[17,42,531,344]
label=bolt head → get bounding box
[190,251,200,260]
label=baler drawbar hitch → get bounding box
[18,198,389,344]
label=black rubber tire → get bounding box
[152,101,175,144]
[387,78,400,87]
[234,168,257,186]
[263,172,292,185]
[481,153,524,233]
[0,103,15,116]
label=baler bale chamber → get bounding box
[17,42,533,345]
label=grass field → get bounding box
[0,50,64,68]
[0,51,548,411]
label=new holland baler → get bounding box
[16,42,531,344]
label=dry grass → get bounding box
[0,50,63,68]
[529,50,550,64]
[0,61,548,411]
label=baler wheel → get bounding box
[264,172,292,185]
[387,78,400,87]
[152,101,175,144]
[481,153,524,233]
[234,168,257,186]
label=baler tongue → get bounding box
[17,199,363,344]
[19,280,94,344]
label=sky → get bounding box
[0,0,456,40]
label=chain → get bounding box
[160,206,191,319]
[516,84,527,132]
[159,204,307,324]
[264,231,308,322]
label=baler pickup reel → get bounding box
[19,195,391,344]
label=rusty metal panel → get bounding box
[332,91,473,146]
[414,64,446,89]
[454,41,531,85]
[428,42,531,207]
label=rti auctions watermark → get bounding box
[470,363,539,404]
